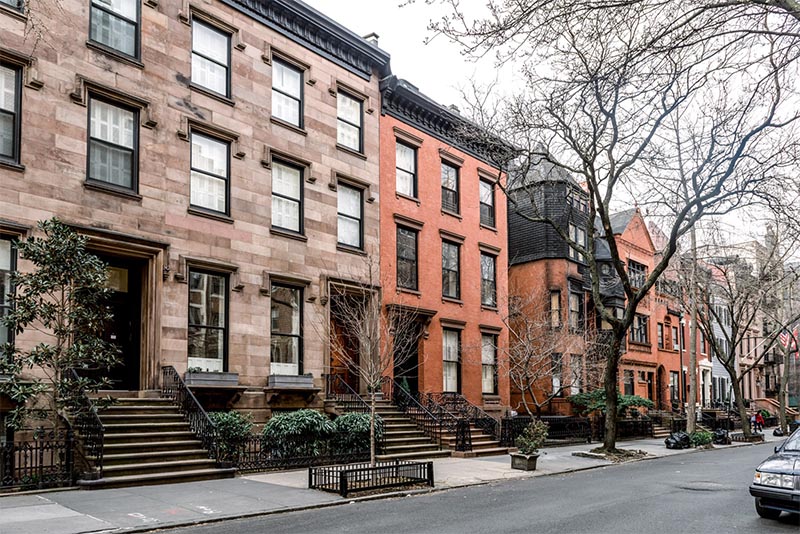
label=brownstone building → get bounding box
[0,0,390,422]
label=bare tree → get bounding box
[324,260,426,467]
[419,0,800,452]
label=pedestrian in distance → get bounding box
[755,412,765,433]
[750,413,757,433]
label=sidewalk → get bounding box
[0,431,784,534]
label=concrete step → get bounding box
[78,467,236,490]
[104,431,197,444]
[107,398,175,406]
[99,413,185,423]
[376,449,451,461]
[383,436,435,447]
[102,440,204,453]
[102,459,217,478]
[101,405,182,415]
[382,443,441,454]
[463,447,510,457]
[101,450,210,466]
[103,422,191,434]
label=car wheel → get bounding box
[755,499,782,520]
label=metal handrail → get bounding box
[417,391,474,451]
[381,378,454,449]
[161,366,218,460]
[68,369,105,478]
[424,392,500,442]
[325,373,385,453]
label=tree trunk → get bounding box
[369,390,376,468]
[687,226,699,434]
[779,346,790,434]
[731,377,752,438]
[603,338,622,451]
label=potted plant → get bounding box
[511,419,549,471]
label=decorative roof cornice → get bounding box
[380,76,515,168]
[219,0,390,80]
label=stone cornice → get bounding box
[219,0,389,80]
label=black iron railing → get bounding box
[309,459,434,497]
[418,392,480,452]
[381,378,453,450]
[423,392,500,441]
[500,416,591,447]
[591,415,654,440]
[69,369,104,478]
[235,432,372,473]
[326,373,370,414]
[1,430,75,490]
[161,366,218,460]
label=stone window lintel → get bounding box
[70,75,156,128]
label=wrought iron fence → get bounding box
[325,373,371,415]
[380,379,452,450]
[309,459,434,497]
[417,391,474,452]
[161,366,218,460]
[69,368,105,477]
[1,431,75,491]
[500,416,591,447]
[592,416,654,440]
[233,432,373,473]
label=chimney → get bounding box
[363,32,379,47]
[448,104,461,115]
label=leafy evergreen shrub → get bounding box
[209,411,253,461]
[568,389,655,416]
[515,419,549,455]
[332,412,383,452]
[689,430,713,447]
[262,409,334,457]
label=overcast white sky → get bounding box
[304,0,512,107]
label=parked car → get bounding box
[749,428,800,519]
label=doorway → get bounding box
[102,256,143,391]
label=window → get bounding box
[395,142,416,197]
[657,323,664,349]
[396,227,418,290]
[570,354,583,394]
[672,326,680,350]
[0,0,22,11]
[569,190,588,213]
[441,162,459,213]
[442,328,460,393]
[481,334,497,395]
[272,59,303,127]
[88,97,137,190]
[441,241,460,299]
[568,223,586,262]
[480,253,496,307]
[90,0,139,58]
[271,160,303,233]
[192,20,230,97]
[0,239,14,351]
[630,314,648,344]
[479,179,495,227]
[0,63,21,165]
[550,290,561,328]
[569,292,583,332]
[628,260,648,288]
[623,369,634,396]
[187,270,227,372]
[551,353,563,395]
[337,183,363,249]
[337,91,362,152]
[270,284,302,375]
[190,132,229,214]
[670,371,680,402]
[701,331,707,354]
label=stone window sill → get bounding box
[188,206,234,223]
[84,180,142,201]
[270,116,307,136]
[336,143,367,161]
[190,83,235,107]
[337,244,366,256]
[0,159,25,173]
[86,40,144,69]
[270,227,308,242]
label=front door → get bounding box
[102,257,143,390]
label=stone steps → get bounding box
[78,468,236,490]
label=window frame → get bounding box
[551,352,563,395]
[481,334,498,395]
[550,290,561,328]
[629,314,649,345]
[396,226,419,291]
[568,223,587,262]
[657,323,664,349]
[271,57,304,128]
[187,268,229,372]
[479,179,495,227]
[86,93,139,193]
[191,18,232,98]
[0,0,23,13]
[88,0,141,60]
[568,291,583,332]
[0,62,22,166]
[0,236,16,356]
[480,252,497,307]
[623,369,634,396]
[336,90,363,153]
[271,158,305,235]
[190,130,231,216]
[395,141,417,198]
[442,328,461,393]
[441,240,461,300]
[627,260,648,289]
[672,325,680,351]
[440,161,460,214]
[337,182,364,250]
[269,282,304,376]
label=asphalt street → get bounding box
[153,442,799,534]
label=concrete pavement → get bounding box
[0,430,785,534]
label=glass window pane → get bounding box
[192,55,227,95]
[90,100,134,148]
[443,330,459,361]
[92,0,136,20]
[188,271,226,327]
[272,91,300,126]
[0,65,17,112]
[188,326,224,362]
[442,242,458,270]
[0,240,10,271]
[90,9,137,56]
[337,92,361,123]
[337,121,360,151]
[482,336,495,365]
[338,185,361,218]
[193,21,229,65]
[273,60,301,98]
[396,143,415,173]
[272,162,301,200]
[396,169,414,197]
[192,133,228,177]
[191,171,226,212]
[338,216,360,247]
[480,180,493,205]
[441,163,457,189]
[0,113,13,158]
[270,336,299,366]
[89,140,133,187]
[271,285,300,335]
[444,362,458,392]
[482,365,495,394]
[272,196,300,232]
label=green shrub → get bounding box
[263,409,334,458]
[209,411,253,462]
[515,419,549,455]
[568,389,654,416]
[332,412,383,451]
[758,409,770,419]
[689,430,713,447]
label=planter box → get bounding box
[268,374,314,389]
[185,371,239,386]
[510,452,539,471]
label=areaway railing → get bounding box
[309,459,434,497]
[0,430,75,491]
[161,366,218,460]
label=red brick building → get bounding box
[378,76,510,414]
